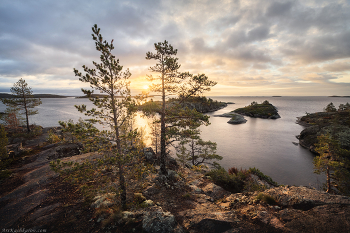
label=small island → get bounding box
[233,100,281,119]
[139,96,228,114]
[214,111,247,124]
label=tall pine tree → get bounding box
[73,24,137,209]
[146,40,217,175]
[1,78,42,133]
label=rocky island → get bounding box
[233,100,281,119]
[215,100,280,124]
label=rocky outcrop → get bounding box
[297,111,350,153]
[2,128,350,233]
[142,206,183,233]
[182,101,228,113]
[234,102,281,119]
[214,112,247,124]
[227,115,247,124]
[143,147,178,169]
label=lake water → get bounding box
[1,96,349,187]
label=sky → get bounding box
[0,0,350,96]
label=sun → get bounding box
[143,85,149,90]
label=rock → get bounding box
[143,200,154,207]
[143,147,178,169]
[7,143,26,157]
[189,185,202,194]
[167,170,179,182]
[264,186,350,210]
[214,112,247,124]
[142,206,182,233]
[297,125,320,152]
[214,111,237,118]
[143,185,161,197]
[202,183,231,200]
[227,114,247,124]
[47,143,82,160]
[144,147,157,163]
[190,219,234,233]
[0,189,49,229]
[91,193,116,209]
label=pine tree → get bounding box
[314,134,344,193]
[324,102,337,112]
[73,24,137,210]
[1,79,42,133]
[146,40,217,175]
[176,138,222,167]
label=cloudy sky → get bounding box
[1,0,350,96]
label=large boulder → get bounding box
[227,114,247,124]
[47,143,82,160]
[143,147,178,169]
[142,206,183,233]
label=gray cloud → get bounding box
[0,0,349,96]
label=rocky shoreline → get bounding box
[1,127,350,232]
[296,111,350,153]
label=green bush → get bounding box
[206,168,244,193]
[0,169,12,180]
[48,129,61,143]
[248,167,278,186]
[256,193,277,205]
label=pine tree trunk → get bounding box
[118,160,127,210]
[116,126,127,210]
[112,93,127,210]
[191,139,195,166]
[160,71,167,175]
[23,94,30,133]
[326,165,331,193]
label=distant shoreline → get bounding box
[0,93,160,99]
[0,93,70,98]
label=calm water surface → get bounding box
[1,96,349,187]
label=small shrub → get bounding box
[248,167,278,186]
[256,193,278,205]
[206,168,244,193]
[244,178,268,192]
[48,129,61,143]
[250,101,258,106]
[228,167,238,175]
[228,167,250,180]
[182,192,192,199]
[0,169,12,180]
[0,124,8,159]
